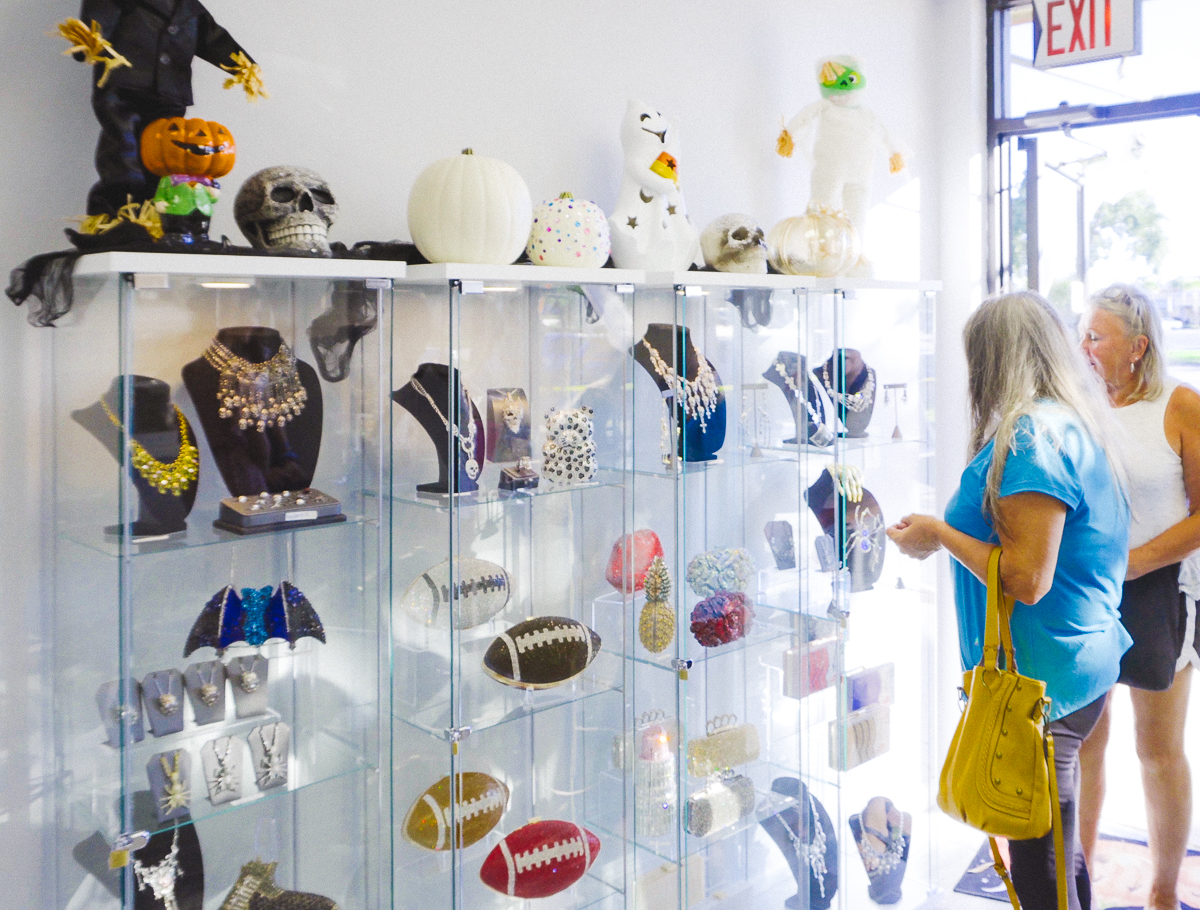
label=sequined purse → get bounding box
[685,773,756,837]
[686,715,760,777]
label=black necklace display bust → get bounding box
[73,375,199,537]
[632,323,726,463]
[763,351,833,448]
[393,363,485,495]
[181,327,323,497]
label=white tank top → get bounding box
[1114,379,1185,548]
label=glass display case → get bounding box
[46,252,399,910]
[622,274,939,910]
[390,265,642,910]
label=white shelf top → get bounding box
[810,277,943,292]
[401,262,645,286]
[73,251,408,280]
[642,271,818,290]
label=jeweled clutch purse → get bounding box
[398,556,510,629]
[685,774,756,837]
[686,715,760,777]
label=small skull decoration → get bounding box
[700,214,768,273]
[234,166,338,255]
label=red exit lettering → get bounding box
[1046,0,1113,56]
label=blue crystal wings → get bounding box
[184,581,326,656]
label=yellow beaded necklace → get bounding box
[101,400,199,496]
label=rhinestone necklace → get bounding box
[641,337,719,430]
[132,828,182,910]
[101,400,199,496]
[782,793,828,898]
[203,338,307,432]
[410,377,479,480]
[820,361,875,414]
[773,360,827,428]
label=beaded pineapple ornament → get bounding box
[638,556,675,653]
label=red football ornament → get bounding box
[479,819,601,898]
[604,529,664,593]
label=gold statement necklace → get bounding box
[203,338,307,432]
[102,400,199,496]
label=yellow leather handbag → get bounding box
[938,547,1066,910]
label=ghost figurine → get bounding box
[701,214,768,273]
[608,100,702,271]
[777,56,906,277]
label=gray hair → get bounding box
[1086,283,1165,403]
[964,291,1121,525]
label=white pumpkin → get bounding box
[526,193,611,268]
[407,149,533,265]
[767,205,860,277]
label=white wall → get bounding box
[0,1,985,904]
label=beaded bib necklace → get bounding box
[203,338,307,432]
[101,400,199,496]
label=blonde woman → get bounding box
[888,292,1131,910]
[1076,283,1200,910]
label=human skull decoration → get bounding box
[234,166,338,254]
[701,214,768,273]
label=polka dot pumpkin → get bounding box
[526,193,611,268]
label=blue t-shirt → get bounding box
[944,403,1131,720]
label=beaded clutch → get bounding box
[686,715,760,777]
[685,774,756,837]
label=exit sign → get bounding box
[1033,0,1142,69]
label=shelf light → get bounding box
[200,280,254,289]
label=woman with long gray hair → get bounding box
[889,291,1131,910]
[1076,283,1200,910]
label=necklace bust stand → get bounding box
[73,376,199,538]
[759,777,838,910]
[393,363,486,496]
[763,352,834,448]
[818,348,876,438]
[632,323,725,463]
[71,811,205,910]
[182,328,341,535]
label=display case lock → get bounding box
[108,830,149,869]
[671,658,693,680]
[445,726,473,754]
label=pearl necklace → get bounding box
[820,360,876,414]
[101,401,199,496]
[204,338,308,432]
[410,377,480,480]
[640,337,719,430]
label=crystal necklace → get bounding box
[640,336,719,431]
[410,377,479,480]
[773,360,826,427]
[210,736,238,795]
[258,723,286,784]
[132,828,182,910]
[820,360,875,414]
[196,662,221,707]
[101,400,199,496]
[782,794,828,898]
[145,671,180,716]
[203,338,307,432]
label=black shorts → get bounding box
[1116,562,1194,690]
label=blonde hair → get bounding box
[1086,283,1165,402]
[964,292,1120,524]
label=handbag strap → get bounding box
[984,547,1019,673]
[985,733,1067,910]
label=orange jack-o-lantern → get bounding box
[140,117,236,178]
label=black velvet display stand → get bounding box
[817,348,876,438]
[632,323,725,463]
[73,376,198,537]
[759,777,838,910]
[392,363,485,495]
[763,351,833,447]
[181,327,322,497]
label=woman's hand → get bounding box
[887,514,944,559]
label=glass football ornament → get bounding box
[768,205,860,278]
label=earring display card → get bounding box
[486,387,532,463]
[829,704,891,771]
[184,660,227,725]
[147,749,192,822]
[782,636,840,700]
[764,520,796,570]
[845,663,895,711]
[141,669,186,737]
[96,679,146,746]
[226,656,269,718]
[200,735,243,805]
[248,721,290,791]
